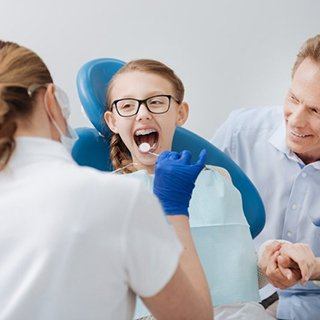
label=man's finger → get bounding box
[264,241,282,258]
[280,246,310,283]
[277,257,293,280]
[278,254,300,270]
[266,251,281,277]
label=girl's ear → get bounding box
[176,102,189,126]
[104,111,119,134]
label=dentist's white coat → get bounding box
[0,137,182,320]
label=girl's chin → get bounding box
[132,153,157,168]
[138,157,157,167]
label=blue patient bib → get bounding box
[130,166,260,318]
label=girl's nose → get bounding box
[135,103,152,121]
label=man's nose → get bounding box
[290,105,308,128]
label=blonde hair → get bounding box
[105,59,185,173]
[292,34,320,77]
[0,40,53,170]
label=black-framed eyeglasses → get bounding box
[111,94,180,117]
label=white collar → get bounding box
[268,120,320,169]
[268,120,296,157]
[8,136,73,169]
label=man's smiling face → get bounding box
[284,58,320,164]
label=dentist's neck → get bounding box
[14,106,57,141]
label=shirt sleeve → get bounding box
[123,183,183,297]
[313,281,320,286]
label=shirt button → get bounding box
[301,172,307,178]
[287,231,292,237]
[292,204,297,210]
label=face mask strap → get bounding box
[27,83,70,117]
[43,86,77,136]
[53,85,71,119]
[28,83,78,152]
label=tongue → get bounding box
[137,133,156,147]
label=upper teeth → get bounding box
[135,129,157,136]
[291,131,309,138]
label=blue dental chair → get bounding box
[72,58,265,238]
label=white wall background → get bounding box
[1,0,319,139]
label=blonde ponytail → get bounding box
[0,40,53,170]
[0,93,17,170]
[109,133,133,173]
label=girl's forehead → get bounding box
[110,71,174,99]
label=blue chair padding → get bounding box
[72,128,112,171]
[73,58,265,238]
[76,58,125,137]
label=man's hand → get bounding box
[259,241,301,289]
[278,243,317,285]
[258,241,281,274]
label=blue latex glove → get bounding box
[153,149,207,217]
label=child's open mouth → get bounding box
[134,128,159,153]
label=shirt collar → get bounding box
[268,119,289,155]
[8,136,74,169]
[268,120,320,169]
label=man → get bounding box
[212,34,320,320]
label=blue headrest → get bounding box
[76,58,125,136]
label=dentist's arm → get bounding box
[143,150,213,319]
[143,217,213,320]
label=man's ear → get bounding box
[104,111,119,134]
[44,84,67,133]
[176,102,189,126]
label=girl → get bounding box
[104,59,275,319]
